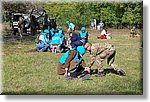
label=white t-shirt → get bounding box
[101,29,109,36]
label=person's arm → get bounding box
[88,47,97,68]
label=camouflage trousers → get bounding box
[18,28,23,39]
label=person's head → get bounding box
[44,29,49,34]
[44,29,49,37]
[58,26,62,30]
[19,17,23,21]
[81,27,86,33]
[51,28,55,31]
[54,29,58,33]
[66,21,70,25]
[84,42,92,51]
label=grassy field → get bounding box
[2,26,143,95]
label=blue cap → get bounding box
[58,26,62,30]
[81,27,86,31]
[66,21,70,24]
[44,29,49,34]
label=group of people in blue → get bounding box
[35,25,65,53]
[33,20,125,80]
[35,20,91,80]
[35,20,89,54]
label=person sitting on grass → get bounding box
[36,29,51,52]
[51,29,64,53]
[79,27,89,45]
[97,27,111,39]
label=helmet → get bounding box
[77,46,86,56]
[66,21,70,24]
[44,29,49,34]
[81,27,86,31]
[51,28,55,31]
[58,26,62,30]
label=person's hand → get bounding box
[84,67,91,73]
[68,45,72,49]
[64,68,69,77]
[81,36,86,39]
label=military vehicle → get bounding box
[10,9,57,36]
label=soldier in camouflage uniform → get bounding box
[130,26,136,38]
[88,42,126,77]
[18,16,25,39]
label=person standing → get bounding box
[66,21,75,33]
[99,21,104,33]
[18,16,25,39]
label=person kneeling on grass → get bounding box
[97,27,111,39]
[36,29,51,52]
[86,42,126,77]
[58,46,90,80]
[57,33,90,80]
[79,27,89,45]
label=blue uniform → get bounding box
[69,23,75,30]
[79,31,88,43]
[66,21,75,30]
[51,33,62,45]
[49,28,55,39]
[59,46,85,64]
[36,31,50,52]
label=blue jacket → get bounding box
[58,30,65,43]
[70,33,83,49]
[51,33,62,45]
[49,28,55,39]
[68,23,75,30]
[59,46,86,64]
[37,32,50,47]
[79,31,88,43]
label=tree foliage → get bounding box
[2,1,143,29]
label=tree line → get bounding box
[2,1,143,29]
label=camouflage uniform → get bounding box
[18,17,24,38]
[130,26,136,38]
[88,43,117,73]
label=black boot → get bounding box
[79,71,90,80]
[117,69,126,76]
[97,71,106,77]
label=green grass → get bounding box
[2,28,142,95]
